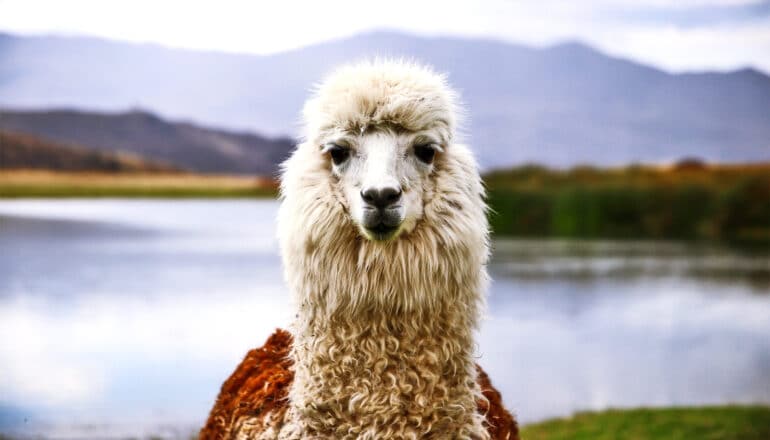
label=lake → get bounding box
[1,199,768,438]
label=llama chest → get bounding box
[285,326,489,439]
[200,329,518,440]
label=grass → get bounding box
[485,162,770,243]
[520,405,770,440]
[0,406,766,439]
[0,170,278,198]
[3,163,770,244]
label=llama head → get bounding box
[278,60,489,313]
[296,60,462,241]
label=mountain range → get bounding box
[0,109,293,175]
[0,129,177,172]
[1,31,769,170]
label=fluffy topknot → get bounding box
[302,60,459,144]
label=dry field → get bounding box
[0,170,278,198]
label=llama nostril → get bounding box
[361,186,402,209]
[360,189,374,204]
[382,187,402,204]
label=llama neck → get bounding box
[276,149,491,437]
[286,302,486,439]
[281,224,489,438]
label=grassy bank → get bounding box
[0,406,766,439]
[486,162,770,243]
[521,405,770,440]
[3,163,770,244]
[0,171,278,198]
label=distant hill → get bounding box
[0,130,178,172]
[1,31,769,168]
[0,109,295,175]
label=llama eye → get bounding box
[414,144,436,164]
[327,144,350,165]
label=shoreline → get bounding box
[2,167,768,245]
[0,170,278,198]
[2,405,768,439]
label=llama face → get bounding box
[290,61,465,244]
[321,125,442,241]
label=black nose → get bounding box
[361,186,402,209]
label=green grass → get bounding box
[3,163,770,244]
[521,406,770,440]
[486,163,770,243]
[0,406,768,439]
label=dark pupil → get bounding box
[415,144,435,164]
[330,146,350,165]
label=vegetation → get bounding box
[2,406,766,439]
[3,161,769,244]
[485,162,770,244]
[0,171,277,198]
[521,405,770,440]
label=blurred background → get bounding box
[1,1,769,438]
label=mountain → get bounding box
[0,109,294,175]
[1,31,769,168]
[0,129,178,172]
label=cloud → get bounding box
[592,18,770,71]
[0,1,767,80]
[609,0,770,27]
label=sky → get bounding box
[0,0,769,73]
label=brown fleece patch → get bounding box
[199,329,519,440]
[199,329,293,440]
[477,365,520,440]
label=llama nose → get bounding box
[361,186,402,209]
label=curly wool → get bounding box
[273,60,493,439]
[301,60,460,147]
[200,330,518,440]
[201,60,516,439]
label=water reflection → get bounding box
[491,240,770,291]
[0,200,768,437]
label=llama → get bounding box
[200,60,518,440]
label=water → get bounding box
[0,199,768,438]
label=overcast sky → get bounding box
[1,0,769,73]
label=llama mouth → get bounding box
[364,223,400,241]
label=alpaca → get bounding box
[200,60,518,440]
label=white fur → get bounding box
[239,60,492,439]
